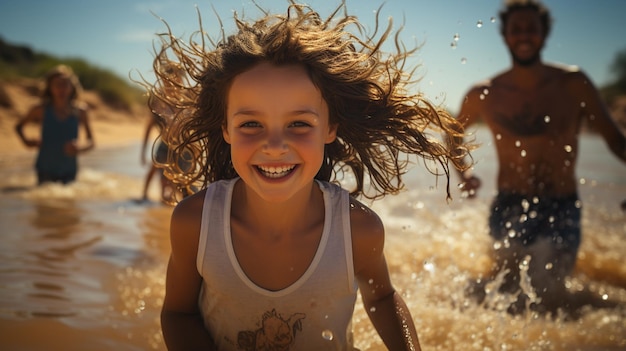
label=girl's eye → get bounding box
[239,121,261,129]
[290,121,312,128]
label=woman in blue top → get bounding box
[15,65,95,184]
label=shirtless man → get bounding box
[451,0,626,313]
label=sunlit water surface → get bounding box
[0,128,624,351]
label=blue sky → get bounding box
[1,0,624,114]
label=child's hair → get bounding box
[42,64,83,103]
[144,1,472,200]
[499,0,552,37]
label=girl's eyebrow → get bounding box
[231,108,258,117]
[231,107,321,117]
[292,108,320,117]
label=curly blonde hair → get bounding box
[143,1,472,201]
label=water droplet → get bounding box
[368,278,374,284]
[450,41,457,49]
[545,262,553,270]
[461,57,467,64]
[483,88,489,95]
[521,199,529,211]
[321,329,334,341]
[564,145,572,152]
[515,140,521,147]
[519,256,531,268]
[602,294,608,300]
[453,33,460,41]
[369,306,377,313]
[493,241,502,250]
[479,94,485,100]
[476,20,483,28]
[423,260,435,272]
[490,17,496,23]
[507,229,516,238]
[579,178,586,185]
[520,150,526,157]
[580,101,586,108]
[496,133,502,140]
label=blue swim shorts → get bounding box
[488,192,581,253]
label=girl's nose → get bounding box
[262,130,288,155]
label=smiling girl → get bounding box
[149,2,471,350]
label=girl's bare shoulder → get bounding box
[171,189,207,229]
[349,197,384,244]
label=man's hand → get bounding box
[459,175,481,198]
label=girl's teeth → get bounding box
[258,165,295,178]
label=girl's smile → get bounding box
[256,164,297,179]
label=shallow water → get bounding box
[0,128,624,351]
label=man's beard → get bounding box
[511,51,541,67]
[509,42,544,67]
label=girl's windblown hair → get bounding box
[141,1,472,201]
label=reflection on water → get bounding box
[0,135,624,351]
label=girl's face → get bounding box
[49,75,74,103]
[223,62,337,203]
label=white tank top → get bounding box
[197,178,358,351]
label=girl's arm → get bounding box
[63,107,94,156]
[161,191,216,350]
[141,117,157,165]
[77,107,95,153]
[350,198,422,351]
[14,105,44,148]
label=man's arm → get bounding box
[574,70,626,162]
[449,86,484,197]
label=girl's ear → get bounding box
[222,123,231,144]
[326,123,338,144]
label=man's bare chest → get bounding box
[486,89,580,136]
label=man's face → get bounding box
[503,8,546,66]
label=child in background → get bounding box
[149,2,471,350]
[140,63,188,203]
[15,64,94,184]
[140,113,173,202]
